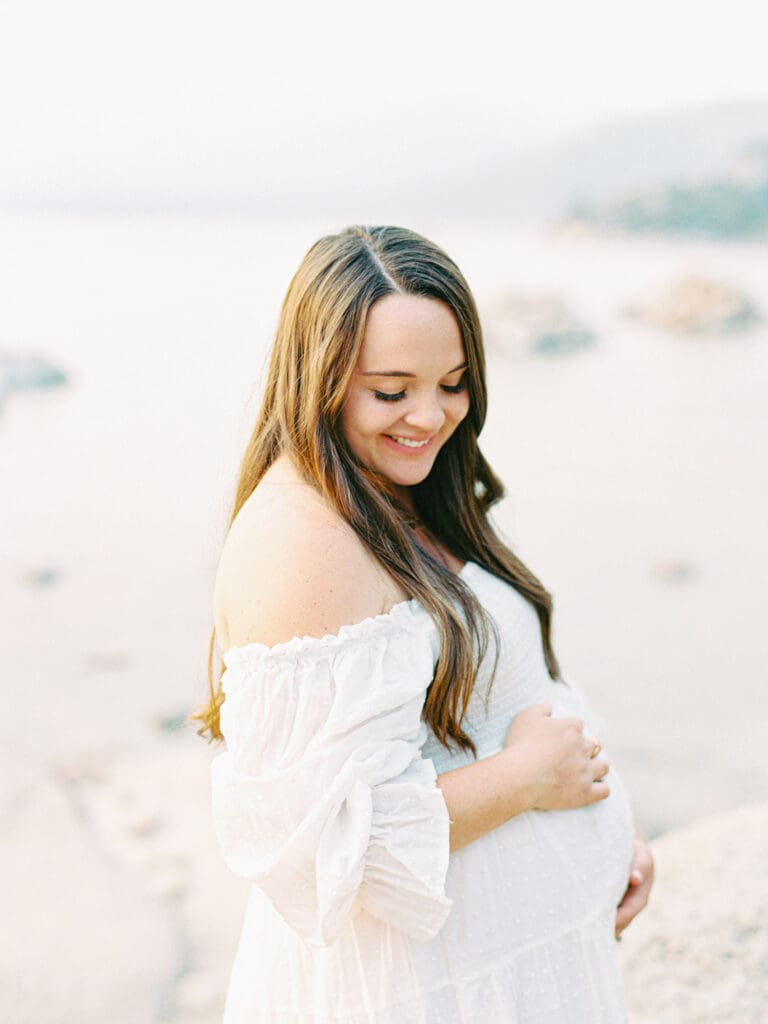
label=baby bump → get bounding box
[527,761,636,908]
[543,684,636,906]
[431,764,635,980]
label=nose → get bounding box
[402,392,446,434]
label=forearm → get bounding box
[436,748,533,854]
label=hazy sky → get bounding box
[1,0,767,202]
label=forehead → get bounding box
[359,294,464,370]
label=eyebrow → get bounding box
[359,361,468,378]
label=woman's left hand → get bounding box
[615,830,655,939]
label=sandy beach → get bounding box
[2,210,766,1021]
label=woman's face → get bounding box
[341,293,471,494]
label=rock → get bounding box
[158,710,190,734]
[485,294,596,357]
[0,351,68,399]
[626,275,760,335]
[618,803,768,1023]
[21,566,62,588]
[651,559,699,585]
[82,650,133,673]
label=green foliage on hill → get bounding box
[570,142,768,239]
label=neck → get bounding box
[391,484,417,517]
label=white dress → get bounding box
[211,560,636,1023]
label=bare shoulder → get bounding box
[214,464,402,650]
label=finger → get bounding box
[615,906,633,934]
[618,877,651,914]
[615,888,647,934]
[533,702,553,717]
[617,883,645,913]
[637,849,655,879]
[582,733,601,757]
[589,781,610,802]
[615,900,637,934]
[591,757,611,781]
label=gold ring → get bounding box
[591,742,602,758]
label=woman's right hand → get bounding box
[502,703,611,811]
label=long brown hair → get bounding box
[188,225,561,757]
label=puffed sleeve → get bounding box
[209,600,453,949]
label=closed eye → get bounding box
[374,390,406,402]
[374,380,467,402]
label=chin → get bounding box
[381,460,436,488]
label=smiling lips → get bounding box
[385,434,435,451]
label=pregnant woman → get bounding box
[190,225,654,1022]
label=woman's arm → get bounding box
[212,493,455,947]
[437,704,612,854]
[437,748,533,853]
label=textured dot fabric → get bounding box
[210,561,635,1022]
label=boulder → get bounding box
[0,351,67,393]
[485,294,596,357]
[626,275,760,335]
[618,802,768,1023]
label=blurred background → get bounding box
[1,1,766,1021]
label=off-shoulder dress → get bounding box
[210,560,635,1023]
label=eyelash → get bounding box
[374,382,468,402]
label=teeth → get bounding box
[391,436,430,448]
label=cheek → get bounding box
[449,394,471,427]
[339,396,359,449]
[341,393,382,444]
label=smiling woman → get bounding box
[188,225,650,1023]
[341,294,471,495]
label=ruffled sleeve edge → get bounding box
[357,755,454,943]
[221,597,431,668]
